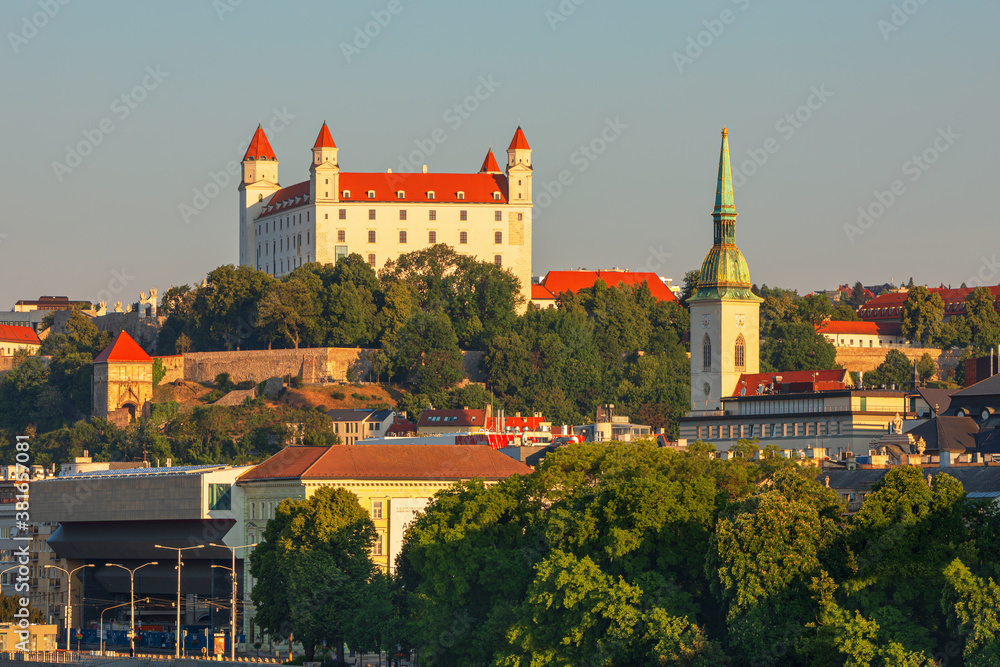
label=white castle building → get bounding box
[238,122,534,305]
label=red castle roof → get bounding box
[93,331,152,364]
[508,126,530,150]
[313,122,337,149]
[816,320,903,336]
[537,270,678,303]
[480,149,501,173]
[0,325,41,346]
[858,286,1000,320]
[243,125,277,161]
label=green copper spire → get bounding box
[690,128,761,303]
[714,127,737,217]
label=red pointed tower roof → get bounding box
[243,124,277,161]
[93,331,153,364]
[313,122,337,149]
[479,149,501,173]
[508,126,530,150]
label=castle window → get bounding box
[325,179,329,185]
[495,211,502,222]
[494,255,502,267]
[367,190,375,199]
[368,230,376,243]
[427,191,435,199]
[307,231,310,244]
[307,212,310,222]
[460,210,467,221]
[428,210,436,221]
[457,191,465,200]
[369,209,376,220]
[735,334,746,370]
[428,231,436,244]
[702,334,712,371]
[399,230,407,244]
[368,254,376,267]
[339,209,346,220]
[493,192,501,201]
[337,230,345,242]
[343,190,350,198]
[459,231,468,245]
[397,191,404,199]
[495,231,503,244]
[399,210,407,220]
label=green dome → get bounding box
[692,244,759,301]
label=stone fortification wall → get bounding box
[155,348,485,386]
[835,346,963,379]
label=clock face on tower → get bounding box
[735,314,746,328]
[703,382,711,397]
[702,314,711,328]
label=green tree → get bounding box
[831,302,861,321]
[916,353,936,384]
[249,487,379,663]
[942,559,1000,665]
[761,322,838,372]
[901,287,945,346]
[798,293,834,326]
[962,287,1000,354]
[680,269,701,306]
[393,311,463,395]
[257,279,318,349]
[484,333,531,396]
[849,282,869,309]
[867,349,914,389]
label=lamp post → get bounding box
[210,542,257,661]
[155,544,205,658]
[104,562,157,656]
[100,598,148,655]
[44,563,95,651]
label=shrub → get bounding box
[351,392,365,400]
[330,390,346,400]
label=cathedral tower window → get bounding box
[735,334,746,370]
[702,334,712,371]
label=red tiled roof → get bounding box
[532,284,556,301]
[816,321,903,336]
[257,181,312,218]
[418,409,486,428]
[93,331,152,364]
[313,122,337,149]
[508,126,530,150]
[859,286,1000,320]
[0,325,41,346]
[243,125,277,161]
[238,445,531,481]
[539,270,678,303]
[386,418,418,436]
[480,149,501,173]
[731,370,851,396]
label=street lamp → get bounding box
[44,563,95,651]
[155,544,205,658]
[210,542,257,661]
[100,598,149,655]
[104,561,157,656]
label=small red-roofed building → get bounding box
[533,269,679,305]
[815,320,911,348]
[92,331,153,423]
[239,123,534,307]
[0,324,41,356]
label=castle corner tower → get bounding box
[688,128,762,411]
[239,125,280,267]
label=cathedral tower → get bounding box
[688,128,762,411]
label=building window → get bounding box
[735,334,746,370]
[397,191,404,199]
[518,213,523,221]
[494,255,502,267]
[702,334,712,371]
[369,209,376,220]
[429,209,436,221]
[399,230,407,244]
[367,190,375,199]
[494,231,503,244]
[373,531,384,556]
[495,210,503,221]
[337,230,345,242]
[399,209,407,220]
[343,190,351,198]
[428,231,436,244]
[493,192,501,201]
[339,209,346,220]
[368,230,376,243]
[460,210,467,221]
[459,231,468,244]
[368,254,376,267]
[209,484,232,511]
[371,500,383,519]
[427,191,435,200]
[457,191,465,200]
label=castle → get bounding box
[238,123,534,305]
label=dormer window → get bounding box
[456,191,465,200]
[427,191,435,200]
[492,192,501,201]
[342,190,351,198]
[367,190,375,199]
[396,191,405,199]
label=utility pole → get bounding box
[155,544,205,658]
[210,542,257,660]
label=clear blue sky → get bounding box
[1,0,995,308]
